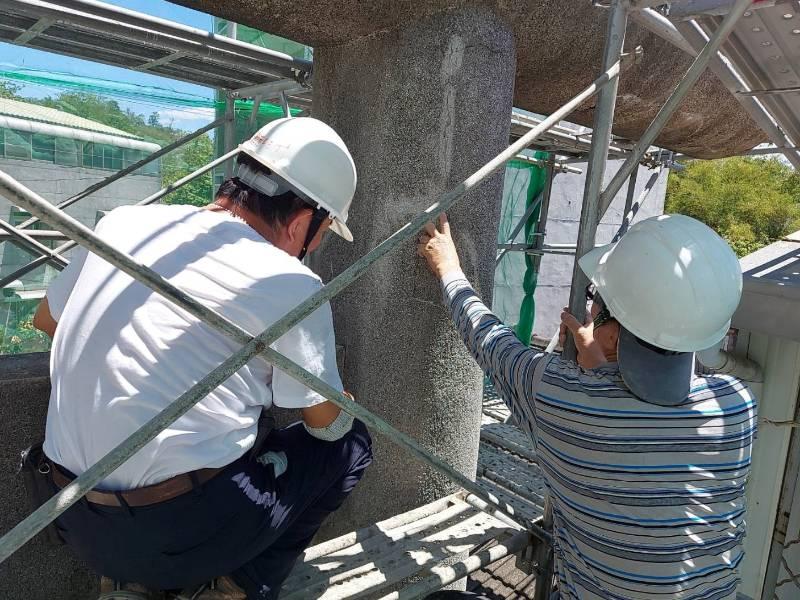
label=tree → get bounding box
[0,81,21,99]
[160,134,215,207]
[665,156,800,257]
[35,92,214,206]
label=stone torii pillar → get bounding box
[309,7,515,537]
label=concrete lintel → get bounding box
[172,0,767,158]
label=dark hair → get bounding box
[215,153,312,228]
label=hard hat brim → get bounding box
[577,243,613,283]
[329,218,353,242]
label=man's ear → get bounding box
[286,208,313,243]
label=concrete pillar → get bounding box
[310,7,516,538]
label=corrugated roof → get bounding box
[0,97,142,140]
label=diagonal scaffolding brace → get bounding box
[0,61,626,563]
[0,149,240,289]
[0,217,68,269]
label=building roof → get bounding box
[0,97,142,140]
[732,231,800,341]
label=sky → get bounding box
[1,0,221,131]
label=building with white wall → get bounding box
[0,97,161,295]
[493,158,669,343]
[728,232,800,600]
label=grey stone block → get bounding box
[0,353,98,600]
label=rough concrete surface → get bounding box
[307,6,515,538]
[0,353,98,600]
[174,0,766,157]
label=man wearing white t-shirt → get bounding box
[33,118,372,599]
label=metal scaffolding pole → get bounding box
[621,168,639,231]
[0,230,70,242]
[612,170,660,242]
[15,117,228,231]
[0,241,71,290]
[229,78,307,101]
[0,67,622,561]
[0,217,69,268]
[496,192,545,267]
[280,91,292,119]
[563,0,629,362]
[224,98,236,180]
[0,150,240,289]
[513,154,582,175]
[629,8,800,170]
[529,162,557,278]
[596,0,753,219]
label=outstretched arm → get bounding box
[417,214,545,432]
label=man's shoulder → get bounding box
[689,373,756,405]
[545,355,623,386]
[254,258,323,298]
[97,204,197,231]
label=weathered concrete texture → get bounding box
[308,7,515,538]
[173,0,766,158]
[0,353,98,600]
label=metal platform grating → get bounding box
[280,416,546,599]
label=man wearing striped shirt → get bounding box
[418,213,756,600]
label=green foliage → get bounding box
[0,298,50,355]
[0,81,21,99]
[34,92,215,206]
[37,92,180,145]
[161,133,215,206]
[665,156,800,257]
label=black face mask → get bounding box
[298,207,330,261]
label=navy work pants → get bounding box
[51,420,373,599]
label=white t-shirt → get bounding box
[43,204,343,490]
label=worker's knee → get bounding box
[343,419,373,477]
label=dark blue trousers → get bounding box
[51,420,373,600]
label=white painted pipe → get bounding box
[697,342,763,382]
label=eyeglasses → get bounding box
[585,284,615,329]
[585,284,597,302]
[592,306,614,329]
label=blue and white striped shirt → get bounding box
[443,272,756,600]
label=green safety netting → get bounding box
[212,19,310,156]
[0,66,300,121]
[214,19,313,61]
[494,153,548,345]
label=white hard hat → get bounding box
[579,214,742,353]
[239,117,357,242]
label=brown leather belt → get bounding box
[50,462,224,508]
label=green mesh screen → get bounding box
[212,19,310,176]
[494,154,548,344]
